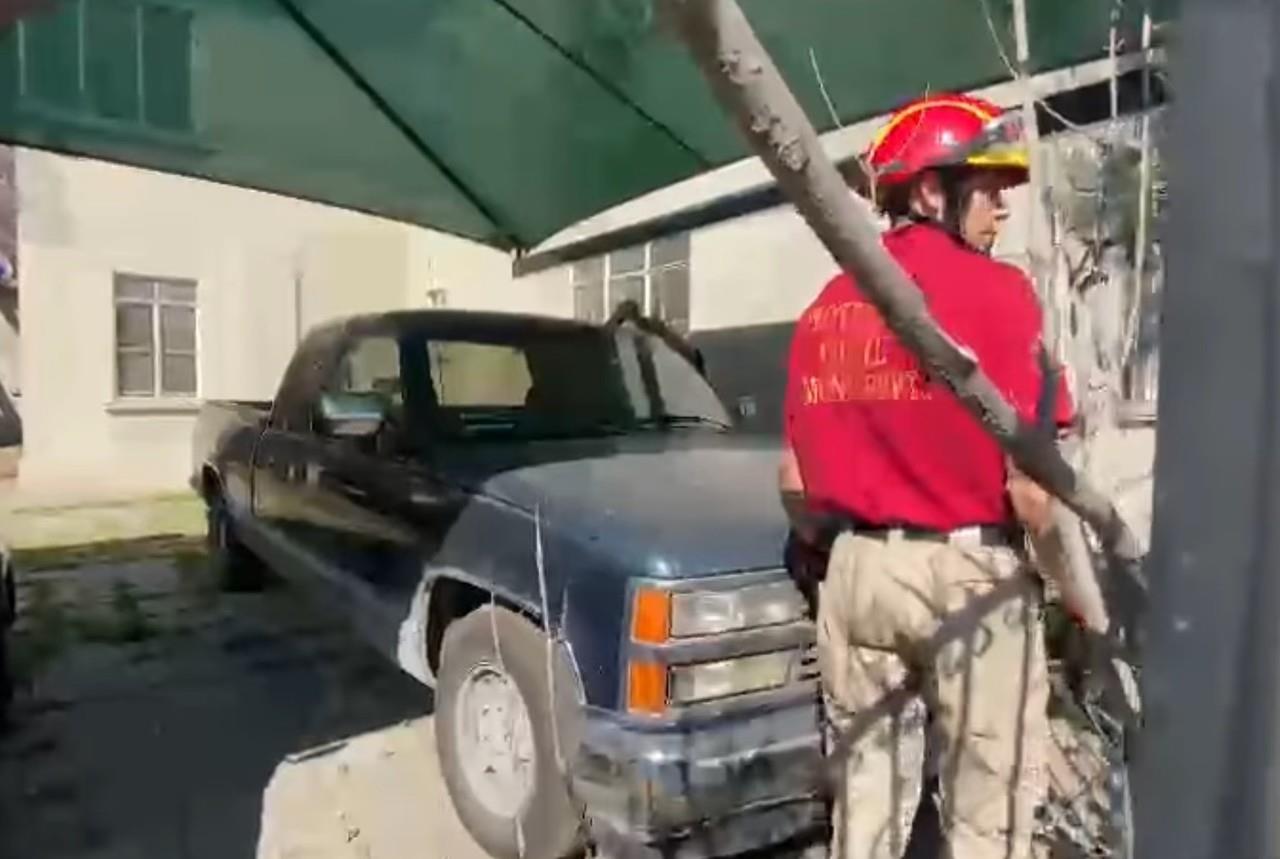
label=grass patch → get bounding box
[70,581,157,644]
[9,572,174,684]
[11,491,198,515]
[8,579,74,682]
[14,534,206,572]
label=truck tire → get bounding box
[436,606,584,859]
[207,497,267,592]
[0,625,11,729]
[1,554,13,728]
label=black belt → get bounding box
[841,521,1021,548]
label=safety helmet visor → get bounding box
[941,110,1030,175]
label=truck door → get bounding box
[290,332,459,627]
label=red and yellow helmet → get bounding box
[862,93,1029,193]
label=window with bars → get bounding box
[16,0,194,133]
[571,234,691,333]
[114,274,197,398]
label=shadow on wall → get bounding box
[691,321,796,437]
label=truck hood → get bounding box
[437,434,790,579]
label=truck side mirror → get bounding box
[317,391,388,439]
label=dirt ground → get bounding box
[0,547,489,859]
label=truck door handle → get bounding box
[322,472,369,501]
[342,483,370,500]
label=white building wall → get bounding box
[405,229,567,317]
[690,202,864,331]
[507,264,575,320]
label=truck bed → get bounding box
[191,400,272,484]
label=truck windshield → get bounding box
[421,326,731,440]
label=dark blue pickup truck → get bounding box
[192,310,823,859]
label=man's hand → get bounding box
[784,529,826,617]
[1007,460,1054,536]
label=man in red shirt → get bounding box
[780,94,1072,859]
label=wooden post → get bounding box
[655,0,1145,627]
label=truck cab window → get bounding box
[418,328,727,441]
[321,336,405,439]
[335,337,400,396]
[428,341,531,408]
[613,328,726,423]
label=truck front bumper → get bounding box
[571,691,825,858]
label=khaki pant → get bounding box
[818,532,1048,859]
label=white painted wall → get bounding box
[689,200,875,331]
[14,150,522,501]
[405,229,567,317]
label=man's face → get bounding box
[957,171,1012,254]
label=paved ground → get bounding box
[0,551,489,859]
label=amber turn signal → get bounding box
[631,587,671,644]
[627,660,667,715]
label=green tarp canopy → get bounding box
[0,0,1174,250]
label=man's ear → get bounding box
[911,170,947,219]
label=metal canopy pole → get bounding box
[1132,1,1280,856]
[655,0,1144,598]
[1010,0,1054,338]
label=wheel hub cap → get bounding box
[454,663,535,818]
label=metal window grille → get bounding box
[571,234,691,333]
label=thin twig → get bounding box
[488,592,526,859]
[975,0,1098,137]
[808,47,843,129]
[534,507,566,775]
[866,81,933,207]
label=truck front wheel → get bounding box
[207,497,266,592]
[436,605,584,859]
[1,555,12,727]
[0,623,11,729]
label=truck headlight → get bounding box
[671,581,804,636]
[626,579,811,715]
[669,651,793,704]
[632,580,806,643]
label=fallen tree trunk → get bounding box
[656,0,1146,638]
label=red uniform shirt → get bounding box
[783,222,1073,530]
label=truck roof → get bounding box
[314,309,605,343]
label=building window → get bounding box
[17,1,194,133]
[114,274,197,398]
[572,234,691,333]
